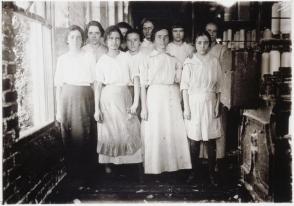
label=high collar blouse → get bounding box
[180,53,222,94]
[166,42,194,64]
[95,51,139,86]
[54,51,96,86]
[140,38,154,55]
[140,50,182,86]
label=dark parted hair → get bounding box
[103,25,123,43]
[171,22,185,30]
[139,18,155,40]
[140,18,155,30]
[170,22,185,41]
[205,21,219,31]
[84,21,105,39]
[65,25,85,46]
[125,29,142,41]
[116,22,132,32]
[150,27,170,42]
[194,30,212,47]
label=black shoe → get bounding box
[209,175,218,187]
[186,172,196,184]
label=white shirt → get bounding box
[180,53,222,94]
[82,44,107,62]
[95,52,135,86]
[140,38,154,55]
[166,42,194,64]
[54,51,96,86]
[125,51,147,85]
[140,50,182,86]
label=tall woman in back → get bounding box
[54,25,97,181]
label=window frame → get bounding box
[12,2,57,140]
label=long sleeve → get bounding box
[95,61,105,84]
[215,60,222,93]
[175,59,183,83]
[89,52,97,83]
[180,63,191,91]
[139,56,149,87]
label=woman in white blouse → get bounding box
[94,26,142,173]
[140,27,192,174]
[181,31,222,186]
[82,21,107,62]
[54,25,97,181]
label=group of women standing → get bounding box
[54,19,223,186]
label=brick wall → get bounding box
[2,4,66,203]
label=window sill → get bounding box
[17,121,56,142]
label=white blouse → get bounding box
[140,50,182,86]
[140,38,154,55]
[166,42,194,64]
[95,52,138,86]
[82,44,107,62]
[125,51,147,85]
[180,53,222,94]
[54,51,96,86]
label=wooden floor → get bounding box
[45,156,253,203]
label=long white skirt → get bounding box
[142,84,192,174]
[97,85,142,164]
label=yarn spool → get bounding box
[281,52,291,67]
[233,31,240,49]
[227,29,232,48]
[261,52,270,77]
[224,8,231,21]
[269,50,281,74]
[280,2,291,35]
[251,29,256,48]
[246,30,251,48]
[239,29,245,49]
[223,30,228,45]
[263,29,272,40]
[271,3,280,35]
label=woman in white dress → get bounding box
[140,27,192,174]
[94,26,142,172]
[181,31,222,186]
[54,25,96,181]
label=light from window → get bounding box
[12,11,54,138]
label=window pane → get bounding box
[14,1,32,11]
[14,1,45,18]
[54,1,70,27]
[12,13,54,136]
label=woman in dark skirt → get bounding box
[54,25,97,181]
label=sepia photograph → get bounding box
[1,0,293,204]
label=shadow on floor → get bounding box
[45,157,253,203]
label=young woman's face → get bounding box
[106,31,121,50]
[142,21,154,40]
[154,29,169,50]
[87,25,101,45]
[67,30,83,49]
[195,35,210,55]
[126,33,140,52]
[206,23,218,43]
[172,28,184,42]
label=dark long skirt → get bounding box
[60,84,97,179]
